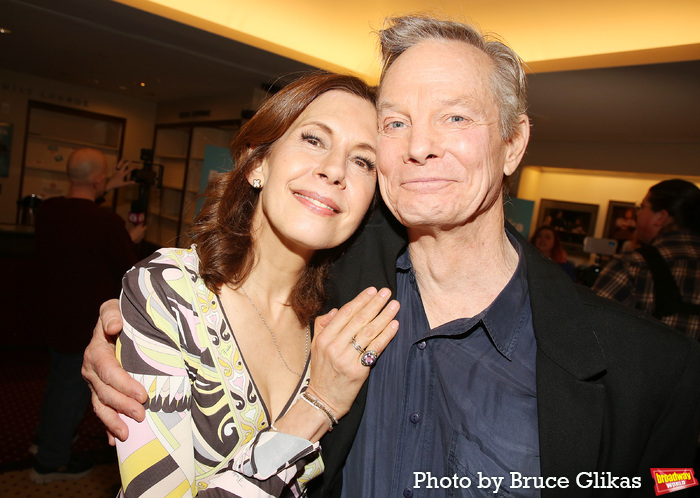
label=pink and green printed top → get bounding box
[116,246,323,497]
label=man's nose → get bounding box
[405,122,442,165]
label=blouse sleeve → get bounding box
[116,262,198,497]
[115,255,322,498]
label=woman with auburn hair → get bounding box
[114,72,399,497]
[531,225,576,280]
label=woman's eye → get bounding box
[449,116,466,122]
[353,156,376,170]
[302,133,323,146]
[388,121,405,129]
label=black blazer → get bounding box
[310,203,700,497]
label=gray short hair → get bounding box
[378,14,528,141]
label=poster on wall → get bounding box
[504,197,535,238]
[195,145,234,218]
[536,199,599,257]
[0,123,12,177]
[602,201,637,253]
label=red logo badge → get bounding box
[650,468,698,495]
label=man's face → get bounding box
[635,194,661,244]
[376,39,527,233]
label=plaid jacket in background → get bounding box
[592,230,700,341]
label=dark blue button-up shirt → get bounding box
[342,234,540,497]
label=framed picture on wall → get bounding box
[536,199,599,256]
[603,201,637,252]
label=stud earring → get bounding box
[253,179,261,189]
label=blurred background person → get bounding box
[30,148,144,484]
[593,179,700,339]
[531,225,576,280]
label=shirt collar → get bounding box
[396,230,530,360]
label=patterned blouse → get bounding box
[115,247,324,497]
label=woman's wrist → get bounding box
[271,398,330,443]
[300,391,338,431]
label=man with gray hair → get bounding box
[82,15,700,497]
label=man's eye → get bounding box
[449,116,466,122]
[387,121,405,129]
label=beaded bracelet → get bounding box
[301,392,338,431]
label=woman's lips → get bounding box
[293,190,340,214]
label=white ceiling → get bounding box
[1,0,699,148]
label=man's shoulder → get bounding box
[93,204,126,223]
[575,283,699,358]
[654,230,700,260]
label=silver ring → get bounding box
[360,350,378,367]
[351,336,366,354]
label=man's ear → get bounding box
[91,175,105,192]
[653,209,674,229]
[503,115,530,177]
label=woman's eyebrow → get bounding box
[304,121,376,153]
[302,121,333,135]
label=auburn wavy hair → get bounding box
[190,72,377,325]
[530,225,568,264]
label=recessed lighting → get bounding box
[139,82,146,87]
[0,28,12,35]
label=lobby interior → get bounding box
[0,0,698,495]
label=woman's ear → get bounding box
[245,148,265,188]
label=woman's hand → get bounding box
[81,299,147,444]
[305,287,399,421]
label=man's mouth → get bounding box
[401,178,453,191]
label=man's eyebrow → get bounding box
[439,96,478,108]
[376,100,400,115]
[376,97,479,114]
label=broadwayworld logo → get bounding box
[650,468,698,495]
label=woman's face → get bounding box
[251,90,378,253]
[535,228,555,255]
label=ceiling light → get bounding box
[0,28,12,35]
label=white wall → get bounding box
[0,69,157,224]
[518,166,700,240]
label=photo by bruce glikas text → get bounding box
[412,471,642,493]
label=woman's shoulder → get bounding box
[133,245,201,273]
[125,245,204,296]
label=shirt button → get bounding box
[409,413,420,424]
[403,488,414,498]
[417,341,427,350]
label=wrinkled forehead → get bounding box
[377,39,497,110]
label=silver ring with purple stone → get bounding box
[360,350,378,367]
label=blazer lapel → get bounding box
[513,225,607,491]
